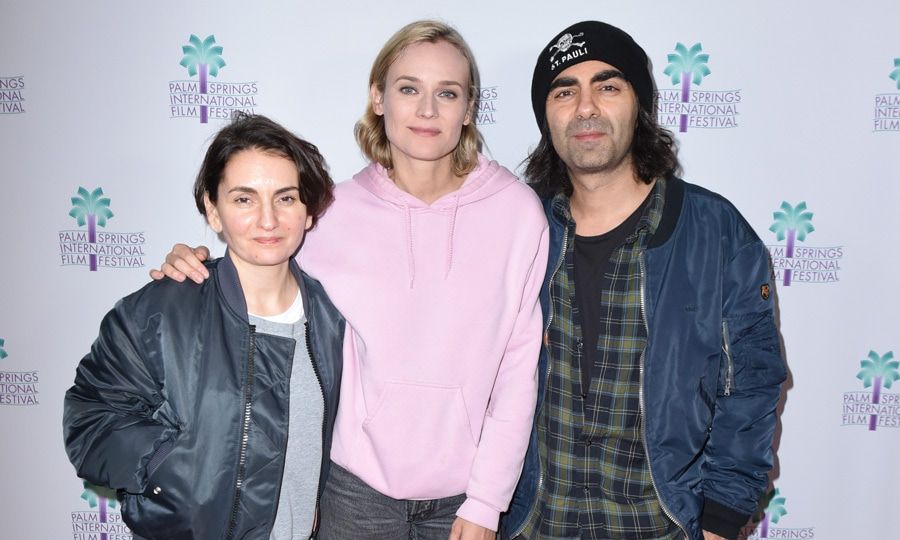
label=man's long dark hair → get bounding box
[525,108,681,198]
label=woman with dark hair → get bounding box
[153,20,549,540]
[63,114,344,540]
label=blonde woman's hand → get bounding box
[149,244,210,284]
[448,517,495,540]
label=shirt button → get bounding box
[584,438,592,447]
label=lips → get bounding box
[409,126,441,136]
[573,131,605,141]
[254,237,282,245]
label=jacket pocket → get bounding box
[124,407,190,539]
[362,381,477,497]
[121,490,190,540]
[724,312,786,391]
[121,442,204,540]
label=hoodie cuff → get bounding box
[701,498,751,540]
[456,497,500,532]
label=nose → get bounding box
[575,89,600,120]
[417,93,438,119]
[258,202,277,231]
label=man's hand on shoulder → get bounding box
[148,244,211,284]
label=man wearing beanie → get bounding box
[502,21,786,540]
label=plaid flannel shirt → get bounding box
[521,179,682,539]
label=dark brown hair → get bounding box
[193,113,334,226]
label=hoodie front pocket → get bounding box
[362,381,476,497]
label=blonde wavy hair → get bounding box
[354,20,483,177]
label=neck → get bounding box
[569,167,654,236]
[230,255,298,317]
[390,153,465,204]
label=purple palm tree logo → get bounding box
[0,338,7,359]
[69,187,114,272]
[179,34,226,124]
[768,201,814,286]
[756,488,787,538]
[856,350,899,431]
[663,42,711,132]
[81,481,118,540]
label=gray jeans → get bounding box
[317,462,466,539]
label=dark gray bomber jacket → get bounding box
[64,253,344,540]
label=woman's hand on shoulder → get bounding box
[149,244,211,284]
[449,517,495,540]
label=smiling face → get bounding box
[371,40,473,172]
[544,60,639,181]
[204,148,312,273]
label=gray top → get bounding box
[251,305,324,540]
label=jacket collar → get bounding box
[214,250,309,322]
[647,175,684,248]
[545,176,673,242]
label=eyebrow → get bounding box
[592,70,626,84]
[394,75,465,88]
[227,186,300,195]
[548,69,627,92]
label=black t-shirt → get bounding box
[573,194,652,393]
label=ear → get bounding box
[304,215,313,231]
[204,193,223,234]
[371,84,385,116]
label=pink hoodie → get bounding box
[298,155,548,530]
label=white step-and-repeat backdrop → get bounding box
[1,1,897,538]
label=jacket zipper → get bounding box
[721,320,734,396]
[511,226,568,538]
[638,253,688,538]
[305,320,329,536]
[225,325,257,540]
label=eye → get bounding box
[234,196,252,206]
[598,82,621,93]
[552,88,575,99]
[277,194,298,205]
[438,89,458,99]
[399,86,417,95]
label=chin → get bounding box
[258,254,295,266]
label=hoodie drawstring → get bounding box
[403,204,416,288]
[402,196,459,288]
[445,194,460,278]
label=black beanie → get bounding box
[531,20,653,128]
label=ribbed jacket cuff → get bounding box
[701,498,751,540]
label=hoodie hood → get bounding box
[353,154,515,209]
[353,154,517,287]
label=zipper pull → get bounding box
[721,321,734,396]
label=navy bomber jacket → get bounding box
[64,253,344,540]
[503,176,787,539]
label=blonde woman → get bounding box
[154,21,548,539]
